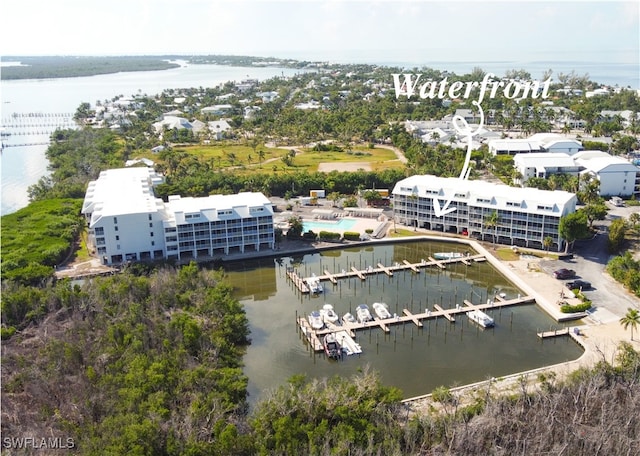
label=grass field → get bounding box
[167,143,404,172]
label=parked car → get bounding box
[566,279,591,290]
[553,268,576,279]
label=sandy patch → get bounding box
[318,162,371,172]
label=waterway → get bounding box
[0,63,307,215]
[223,240,583,405]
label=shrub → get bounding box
[318,231,340,241]
[302,230,317,240]
[343,231,361,241]
[560,301,592,313]
[365,228,374,234]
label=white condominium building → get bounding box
[82,167,274,265]
[392,175,577,252]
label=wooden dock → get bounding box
[298,254,486,287]
[287,270,310,293]
[537,327,571,339]
[297,294,536,352]
[377,263,394,277]
[298,317,323,351]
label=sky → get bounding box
[1,0,638,65]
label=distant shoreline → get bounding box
[0,55,306,80]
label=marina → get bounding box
[287,254,486,293]
[297,294,536,353]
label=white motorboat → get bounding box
[467,309,495,328]
[306,275,323,294]
[342,312,357,324]
[433,252,466,260]
[323,333,342,359]
[308,310,325,330]
[372,302,392,320]
[356,304,373,324]
[321,303,339,325]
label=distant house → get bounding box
[454,109,481,124]
[201,105,233,116]
[257,91,279,102]
[488,139,543,156]
[152,116,192,134]
[513,153,582,185]
[529,133,584,156]
[207,120,232,140]
[294,100,322,110]
[489,133,583,156]
[573,151,640,197]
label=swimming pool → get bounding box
[303,218,357,232]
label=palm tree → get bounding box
[258,149,266,167]
[484,210,499,245]
[620,308,640,341]
[543,236,553,252]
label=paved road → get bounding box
[539,202,640,319]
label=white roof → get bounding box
[393,175,576,214]
[574,153,639,173]
[82,167,165,222]
[489,139,542,152]
[165,192,273,225]
[513,153,579,169]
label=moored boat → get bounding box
[323,333,342,359]
[467,309,495,328]
[342,312,356,324]
[433,252,466,260]
[308,310,325,330]
[372,302,392,320]
[321,303,339,325]
[356,304,373,324]
[306,275,323,293]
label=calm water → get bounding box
[0,63,307,215]
[223,240,583,405]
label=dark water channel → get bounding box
[222,240,583,404]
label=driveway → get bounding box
[538,202,640,321]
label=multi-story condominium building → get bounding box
[82,167,274,265]
[392,175,577,252]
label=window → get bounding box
[113,217,118,224]
[150,232,154,237]
[114,226,119,232]
[95,227,104,235]
[115,235,119,241]
[149,222,153,228]
[506,201,521,207]
[476,198,491,204]
[148,214,152,221]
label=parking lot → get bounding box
[538,202,640,321]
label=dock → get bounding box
[428,257,446,270]
[537,327,571,339]
[297,317,323,351]
[297,294,536,353]
[402,309,424,327]
[351,266,366,280]
[287,270,309,293]
[433,304,456,322]
[295,254,486,288]
[323,269,338,284]
[377,263,394,277]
